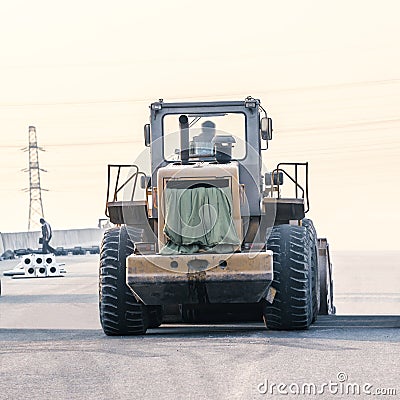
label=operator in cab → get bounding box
[190,120,216,158]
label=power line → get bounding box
[0,139,142,149]
[0,78,398,108]
[0,115,398,150]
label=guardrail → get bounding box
[0,228,105,255]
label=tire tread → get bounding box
[99,226,148,335]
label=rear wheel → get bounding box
[302,219,320,322]
[99,226,148,335]
[263,224,313,330]
[318,240,336,315]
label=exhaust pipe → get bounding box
[179,115,189,164]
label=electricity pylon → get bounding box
[22,126,47,231]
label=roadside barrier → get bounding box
[0,228,105,255]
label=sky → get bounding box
[0,0,399,251]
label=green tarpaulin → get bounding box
[160,186,240,254]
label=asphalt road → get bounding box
[0,255,399,400]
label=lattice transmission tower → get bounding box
[22,126,47,231]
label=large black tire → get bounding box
[262,224,313,330]
[302,219,320,322]
[318,242,336,315]
[99,226,148,335]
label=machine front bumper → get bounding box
[126,251,273,305]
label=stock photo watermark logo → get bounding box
[257,372,397,396]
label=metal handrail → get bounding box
[105,164,146,217]
[271,162,310,213]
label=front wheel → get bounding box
[262,224,314,330]
[99,226,148,336]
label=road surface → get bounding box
[0,255,399,400]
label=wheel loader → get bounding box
[99,96,335,335]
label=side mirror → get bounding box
[140,175,151,189]
[261,117,273,141]
[144,124,151,147]
[265,171,283,186]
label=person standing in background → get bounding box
[40,218,55,254]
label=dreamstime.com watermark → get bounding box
[257,372,397,396]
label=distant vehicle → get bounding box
[0,250,15,260]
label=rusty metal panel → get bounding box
[126,251,273,305]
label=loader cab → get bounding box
[146,97,265,219]
[162,114,245,163]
